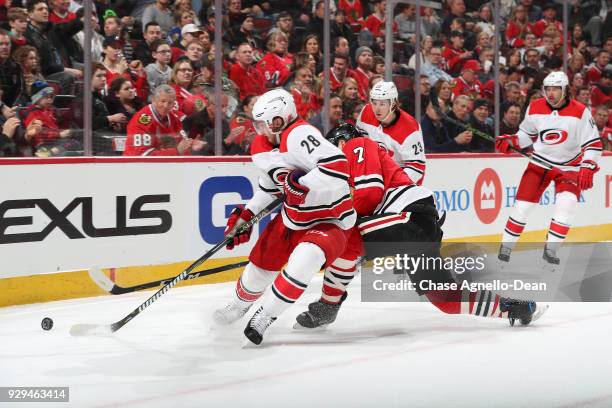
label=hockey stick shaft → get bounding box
[428,88,553,170]
[71,198,282,336]
[91,260,250,295]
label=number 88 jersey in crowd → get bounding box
[123,104,187,156]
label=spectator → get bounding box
[474,3,495,37]
[506,49,523,70]
[301,34,322,73]
[503,81,523,104]
[290,67,320,120]
[590,69,612,108]
[442,30,473,75]
[291,51,317,76]
[568,53,586,82]
[523,48,542,71]
[124,84,200,156]
[324,53,351,92]
[182,91,229,155]
[468,98,494,152]
[421,7,442,39]
[307,1,325,40]
[442,0,467,37]
[399,74,430,118]
[271,11,302,55]
[12,45,42,105]
[168,58,195,113]
[309,93,343,134]
[229,13,264,54]
[408,35,433,70]
[421,45,453,86]
[433,79,453,112]
[477,46,495,83]
[575,86,592,108]
[73,9,104,62]
[362,0,393,40]
[421,101,469,153]
[337,0,363,25]
[134,22,162,66]
[450,59,483,100]
[230,44,266,100]
[585,50,611,85]
[173,0,201,26]
[331,9,356,47]
[499,101,522,135]
[473,31,492,59]
[338,77,362,105]
[170,24,203,63]
[257,31,293,89]
[505,4,532,48]
[227,95,258,154]
[22,80,74,155]
[145,39,172,92]
[8,7,28,48]
[142,0,173,34]
[333,36,351,61]
[0,30,25,107]
[90,62,127,136]
[571,73,586,97]
[443,95,474,151]
[106,76,144,134]
[102,37,129,87]
[0,116,20,156]
[49,0,76,24]
[395,4,417,42]
[351,46,373,100]
[372,56,385,76]
[167,7,197,45]
[593,105,612,150]
[25,0,83,94]
[531,3,563,38]
[183,39,204,74]
[519,0,542,22]
[103,15,122,38]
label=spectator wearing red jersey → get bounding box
[257,31,293,89]
[450,59,483,100]
[585,50,611,85]
[505,4,532,48]
[530,3,563,38]
[226,95,258,154]
[350,46,373,100]
[102,37,148,101]
[321,53,351,92]
[124,85,202,156]
[290,67,321,120]
[48,0,76,24]
[169,58,195,115]
[229,43,266,99]
[591,69,612,108]
[442,30,474,75]
[337,0,363,24]
[362,0,396,39]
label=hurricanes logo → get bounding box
[539,129,568,145]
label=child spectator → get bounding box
[106,76,144,134]
[7,7,28,48]
[145,39,173,92]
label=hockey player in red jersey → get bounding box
[212,89,357,345]
[123,85,203,156]
[295,123,548,329]
[356,81,427,185]
[496,71,602,265]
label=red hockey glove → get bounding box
[578,160,599,190]
[495,134,519,154]
[224,206,255,250]
[283,170,310,207]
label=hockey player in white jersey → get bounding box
[495,71,602,265]
[212,88,356,345]
[356,81,427,185]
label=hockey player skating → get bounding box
[495,72,602,266]
[296,123,548,329]
[212,89,359,345]
[356,81,427,185]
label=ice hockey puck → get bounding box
[41,317,53,331]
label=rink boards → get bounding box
[1,154,611,306]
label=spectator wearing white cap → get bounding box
[170,23,203,64]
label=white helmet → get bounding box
[370,81,399,103]
[542,71,569,107]
[252,88,297,138]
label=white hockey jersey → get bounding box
[248,120,356,231]
[356,103,427,185]
[516,98,603,170]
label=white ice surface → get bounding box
[2,274,612,408]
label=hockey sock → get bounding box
[425,289,506,319]
[321,258,358,304]
[262,242,326,317]
[546,191,577,245]
[501,200,536,245]
[234,263,277,306]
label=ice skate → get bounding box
[542,244,560,271]
[294,293,347,330]
[212,300,252,326]
[243,306,276,345]
[499,297,549,326]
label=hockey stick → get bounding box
[70,198,282,336]
[88,260,250,295]
[428,88,554,170]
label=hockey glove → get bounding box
[283,169,310,206]
[578,160,599,190]
[225,206,255,250]
[495,134,519,154]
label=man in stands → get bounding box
[49,0,76,24]
[450,59,483,100]
[134,22,162,67]
[229,43,266,100]
[351,46,373,100]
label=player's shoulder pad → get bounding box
[527,98,551,115]
[560,99,588,118]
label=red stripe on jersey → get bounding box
[236,279,262,302]
[319,157,350,178]
[528,98,587,118]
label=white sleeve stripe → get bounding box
[355,182,385,190]
[354,174,383,182]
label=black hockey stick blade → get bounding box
[89,261,249,295]
[70,198,282,336]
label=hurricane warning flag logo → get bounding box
[474,168,502,224]
[539,129,568,145]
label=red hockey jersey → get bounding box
[256,52,293,88]
[123,104,188,156]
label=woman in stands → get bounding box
[168,58,195,114]
[13,45,44,104]
[105,77,143,134]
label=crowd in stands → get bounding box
[0,0,610,157]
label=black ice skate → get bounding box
[498,244,512,262]
[499,297,548,326]
[294,292,347,329]
[542,244,560,265]
[243,306,276,345]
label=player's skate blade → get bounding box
[243,306,276,345]
[500,298,548,326]
[212,302,252,326]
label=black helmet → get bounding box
[325,123,366,146]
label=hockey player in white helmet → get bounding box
[212,88,359,345]
[356,81,427,185]
[495,71,602,266]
